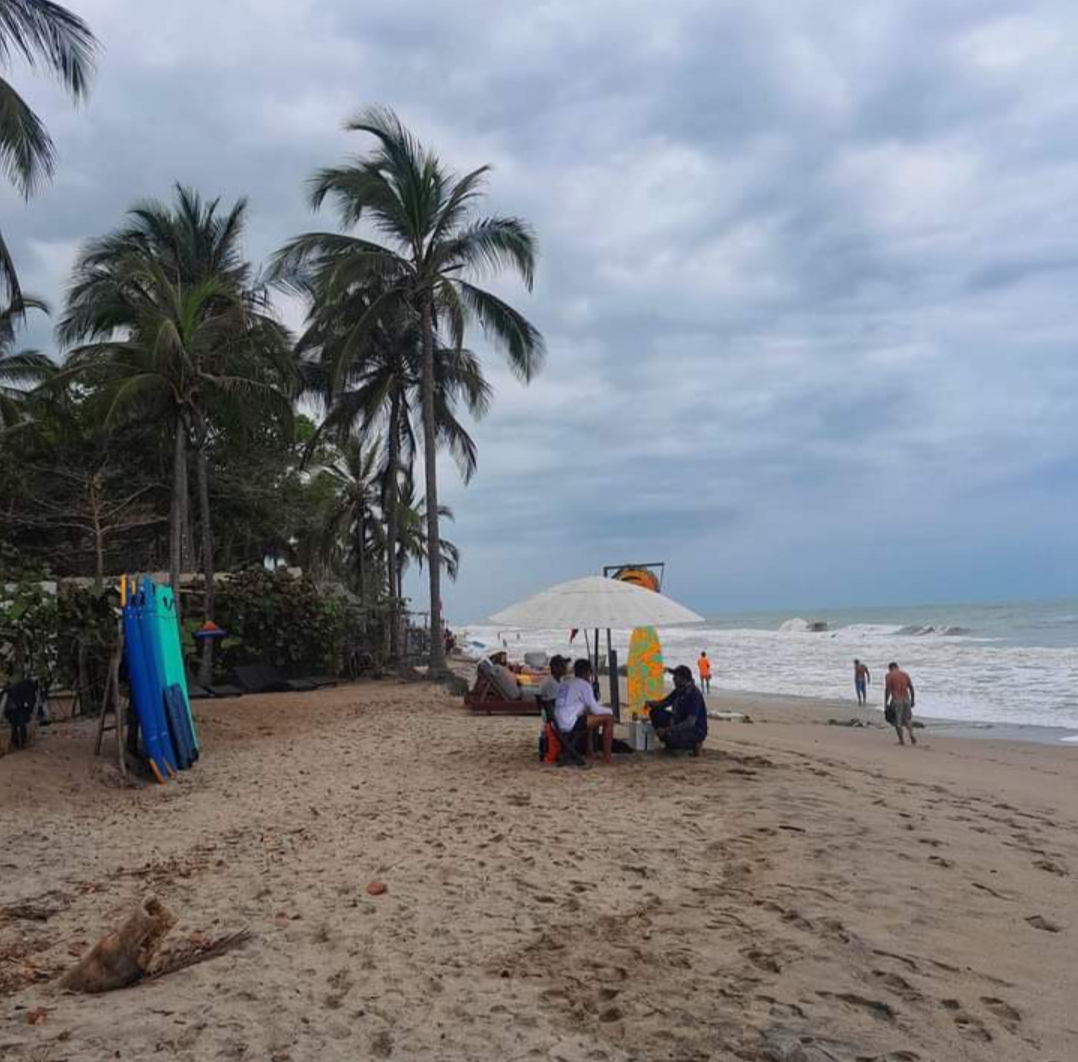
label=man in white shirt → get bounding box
[555,659,614,763]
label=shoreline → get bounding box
[707,685,1078,747]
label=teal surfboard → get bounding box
[155,584,199,757]
[139,578,195,769]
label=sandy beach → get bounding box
[2,680,1076,1061]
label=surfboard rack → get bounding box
[93,617,127,779]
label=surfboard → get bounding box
[154,584,199,758]
[141,577,198,769]
[122,579,176,781]
[626,625,664,718]
[612,567,661,592]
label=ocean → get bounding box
[462,598,1078,731]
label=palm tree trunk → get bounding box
[355,506,366,602]
[196,440,215,685]
[169,422,185,603]
[420,294,446,673]
[385,394,402,661]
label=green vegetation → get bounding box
[0,63,544,674]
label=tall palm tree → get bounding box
[290,270,490,657]
[0,0,98,300]
[0,296,53,428]
[276,106,543,672]
[60,189,295,680]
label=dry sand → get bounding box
[1,680,1076,1061]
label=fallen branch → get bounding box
[147,928,252,979]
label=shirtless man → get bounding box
[853,659,870,706]
[884,662,916,745]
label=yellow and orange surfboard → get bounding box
[626,625,664,717]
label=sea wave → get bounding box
[895,624,971,637]
[462,619,1078,730]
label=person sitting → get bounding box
[555,658,614,763]
[646,665,708,753]
[537,654,569,703]
[477,650,523,700]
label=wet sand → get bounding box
[2,680,1076,1061]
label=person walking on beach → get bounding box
[697,651,712,693]
[854,659,870,706]
[884,662,916,746]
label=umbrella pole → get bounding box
[606,628,620,721]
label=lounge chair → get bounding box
[186,668,244,699]
[464,659,540,716]
[233,664,317,694]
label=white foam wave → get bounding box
[462,621,1078,731]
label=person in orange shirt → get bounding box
[697,651,712,693]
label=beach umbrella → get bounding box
[489,575,703,629]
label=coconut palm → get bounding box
[394,482,459,603]
[0,296,54,429]
[291,270,489,656]
[0,0,98,300]
[275,106,543,671]
[60,189,295,680]
[311,437,386,603]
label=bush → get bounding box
[213,568,349,677]
[0,581,118,704]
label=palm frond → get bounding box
[0,0,98,100]
[457,281,545,381]
[0,74,54,196]
[438,216,538,289]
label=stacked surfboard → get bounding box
[120,576,200,783]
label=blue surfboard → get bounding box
[122,580,175,781]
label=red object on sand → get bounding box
[366,881,387,896]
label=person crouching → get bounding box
[555,658,614,763]
[646,665,708,754]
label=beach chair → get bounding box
[464,659,540,716]
[233,664,319,694]
[537,697,589,768]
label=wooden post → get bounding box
[94,619,126,777]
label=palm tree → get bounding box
[289,269,490,657]
[0,296,54,428]
[276,106,544,672]
[394,482,459,604]
[60,189,295,680]
[314,438,386,601]
[0,0,98,301]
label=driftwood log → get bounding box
[59,895,175,993]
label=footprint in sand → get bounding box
[816,990,896,1022]
[941,999,994,1042]
[1025,914,1061,933]
[1033,858,1067,876]
[871,970,921,1000]
[981,996,1021,1031]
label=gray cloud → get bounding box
[4,0,1076,617]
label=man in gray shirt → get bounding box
[538,654,569,702]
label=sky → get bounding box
[4,0,1077,621]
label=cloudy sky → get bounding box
[5,0,1077,620]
